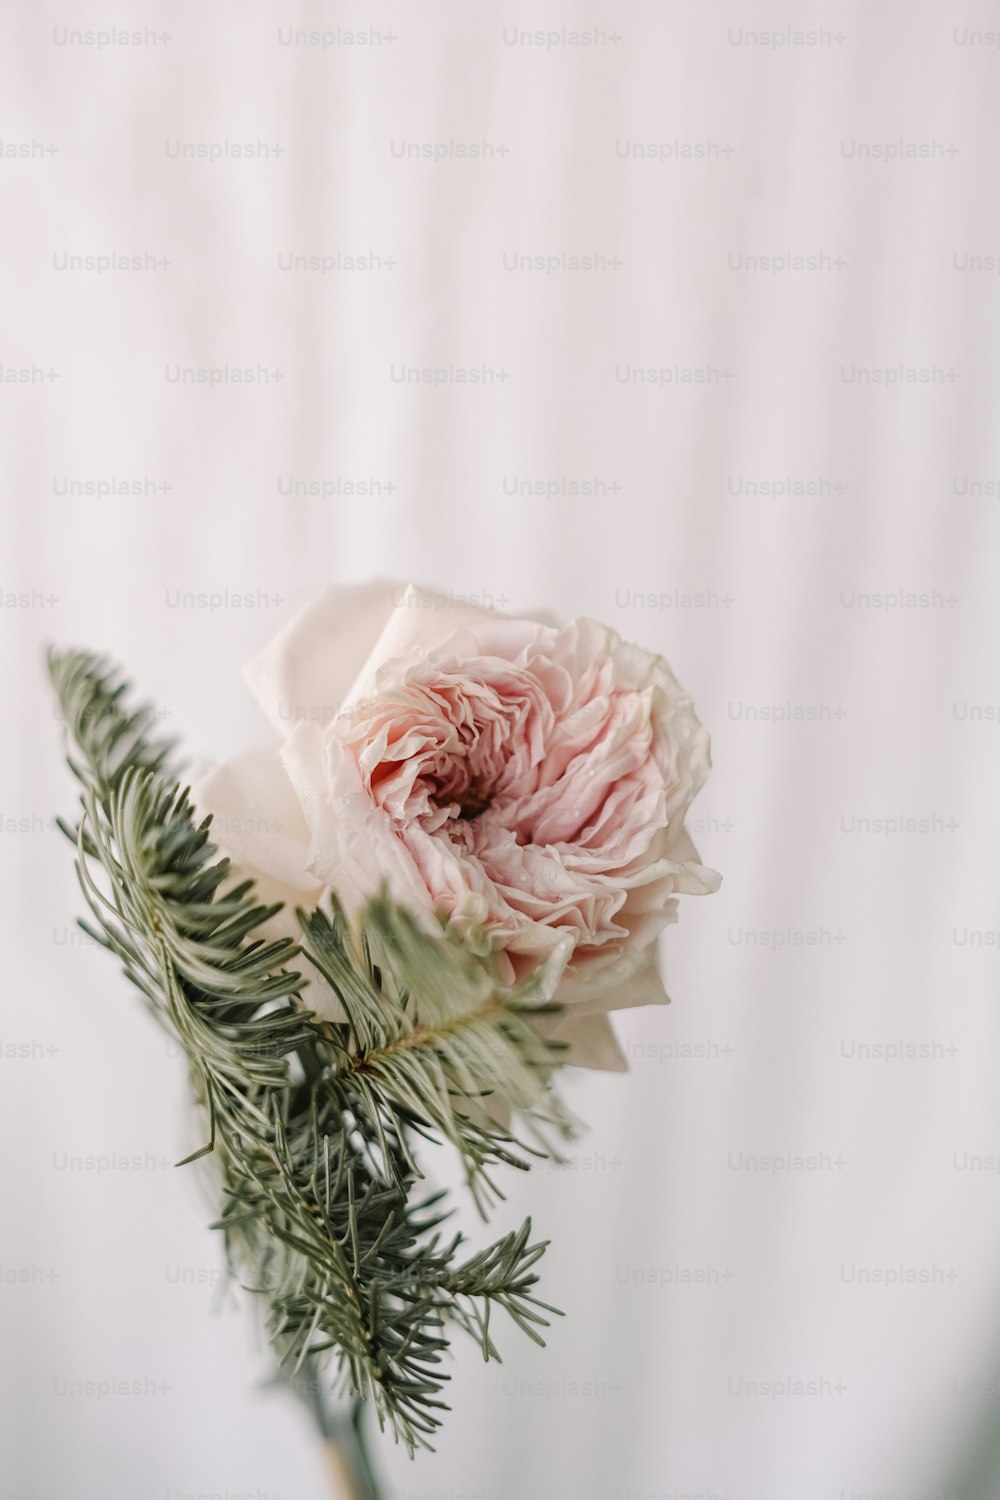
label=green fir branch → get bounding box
[47,648,571,1454]
[301,899,572,1210]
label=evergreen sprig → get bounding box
[301,899,572,1211]
[47,649,573,1454]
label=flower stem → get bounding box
[319,1400,382,1500]
[294,1363,383,1500]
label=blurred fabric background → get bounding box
[3,2,1000,1496]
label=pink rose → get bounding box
[196,583,719,1071]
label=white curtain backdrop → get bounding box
[4,2,1000,1497]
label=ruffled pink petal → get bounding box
[281,722,432,917]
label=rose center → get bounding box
[454,785,493,819]
[425,764,495,821]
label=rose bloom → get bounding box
[196,583,719,1071]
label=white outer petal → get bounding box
[344,584,555,705]
[243,580,399,734]
[536,1011,629,1072]
[192,747,348,1021]
[557,943,671,1017]
[193,746,319,898]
